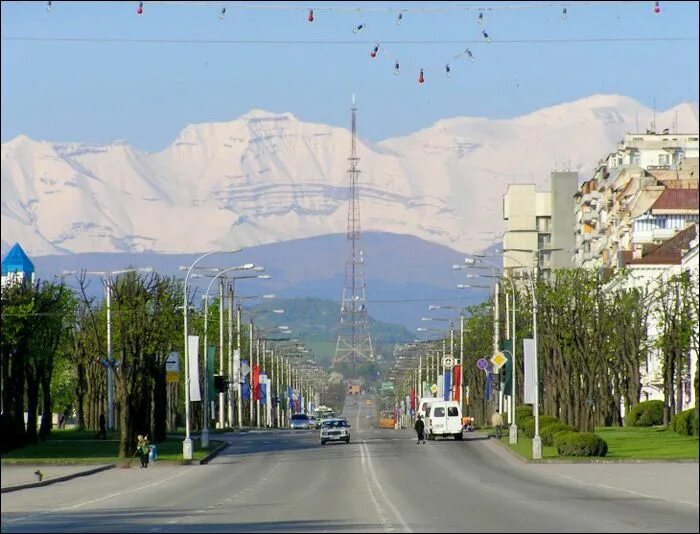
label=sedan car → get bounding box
[289,413,312,430]
[320,418,351,445]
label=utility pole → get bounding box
[227,283,234,428]
[236,303,243,429]
[218,278,225,429]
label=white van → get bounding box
[417,397,441,420]
[425,401,463,440]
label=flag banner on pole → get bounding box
[453,365,461,402]
[523,338,536,404]
[242,382,250,401]
[443,371,451,401]
[259,375,267,402]
[207,345,216,400]
[233,349,241,382]
[437,374,444,399]
[410,389,416,411]
[252,365,260,401]
[485,372,492,401]
[188,335,201,402]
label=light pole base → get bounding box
[509,424,518,444]
[201,428,210,448]
[532,435,542,460]
[182,438,194,460]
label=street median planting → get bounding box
[0,429,222,464]
[555,431,608,457]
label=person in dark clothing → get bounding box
[414,414,426,444]
[97,413,107,440]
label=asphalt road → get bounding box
[1,394,698,533]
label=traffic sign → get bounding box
[476,358,488,371]
[491,351,507,369]
[240,362,251,376]
[430,384,438,394]
[165,351,179,372]
[442,355,454,367]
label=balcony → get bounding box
[582,191,602,205]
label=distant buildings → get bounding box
[502,171,578,279]
[1,243,35,289]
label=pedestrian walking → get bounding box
[96,413,107,440]
[137,434,150,468]
[491,409,503,439]
[414,414,426,444]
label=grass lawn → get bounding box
[498,433,558,460]
[1,429,223,464]
[497,426,698,461]
[595,426,699,459]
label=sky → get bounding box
[1,1,699,152]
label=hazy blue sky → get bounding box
[2,1,698,151]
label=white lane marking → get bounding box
[5,468,191,524]
[361,441,412,533]
[360,440,389,530]
[544,471,700,508]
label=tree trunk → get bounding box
[39,368,53,440]
[25,366,40,445]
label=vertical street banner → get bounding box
[241,360,250,400]
[437,374,444,399]
[207,345,215,401]
[259,374,267,402]
[443,371,451,401]
[410,389,416,411]
[523,338,536,404]
[453,365,461,402]
[188,335,201,402]
[485,372,492,401]
[233,349,241,383]
[252,365,260,401]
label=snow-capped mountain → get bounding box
[2,94,698,256]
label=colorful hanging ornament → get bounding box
[370,45,379,58]
[354,23,365,33]
[396,12,403,25]
[394,61,400,75]
[561,7,567,20]
[654,1,660,13]
[308,9,314,22]
[220,7,226,20]
[418,69,424,84]
[482,30,491,42]
[137,1,143,15]
[445,64,451,77]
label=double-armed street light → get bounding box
[62,266,153,432]
[181,250,241,460]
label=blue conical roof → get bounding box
[1,243,35,276]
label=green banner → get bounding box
[207,345,216,397]
[501,339,513,394]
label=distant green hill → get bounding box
[247,298,413,364]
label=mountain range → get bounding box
[3,94,698,258]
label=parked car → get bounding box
[320,418,351,445]
[289,413,312,430]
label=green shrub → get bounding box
[671,409,695,436]
[540,422,576,446]
[693,410,699,438]
[555,431,608,457]
[625,400,665,427]
[518,415,558,438]
[515,405,535,420]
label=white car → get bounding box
[319,418,351,445]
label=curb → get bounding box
[198,441,229,465]
[1,464,116,494]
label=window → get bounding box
[658,154,670,165]
[536,217,551,233]
[448,407,459,417]
[433,407,445,417]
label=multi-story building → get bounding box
[502,172,577,278]
[573,132,699,269]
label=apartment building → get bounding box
[502,172,577,278]
[573,132,699,269]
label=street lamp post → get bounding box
[182,250,240,460]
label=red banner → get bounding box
[252,364,260,401]
[410,388,416,411]
[453,365,461,402]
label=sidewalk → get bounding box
[1,464,115,493]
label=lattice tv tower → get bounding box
[333,96,374,368]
